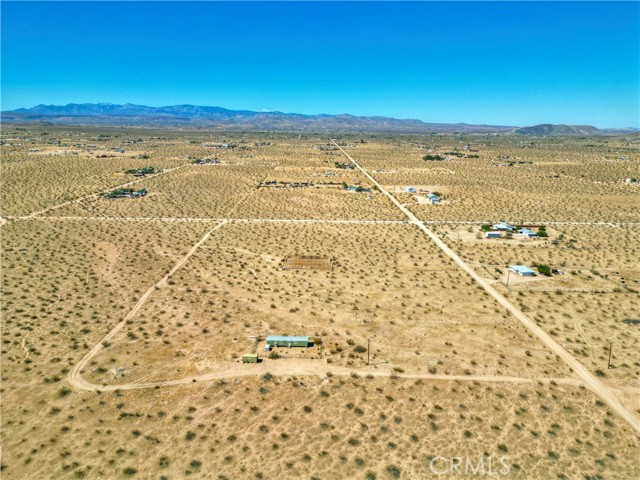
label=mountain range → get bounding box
[1,103,636,136]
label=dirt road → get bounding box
[70,356,582,392]
[9,216,408,224]
[6,214,636,228]
[331,139,640,435]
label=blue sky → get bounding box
[1,1,638,127]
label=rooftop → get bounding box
[509,265,536,275]
[265,336,309,342]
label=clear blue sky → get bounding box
[1,1,638,128]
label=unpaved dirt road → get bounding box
[7,215,636,228]
[11,216,408,224]
[70,356,582,392]
[331,139,640,435]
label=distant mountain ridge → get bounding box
[2,103,511,133]
[513,124,600,136]
[1,103,635,135]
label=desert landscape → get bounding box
[1,124,639,479]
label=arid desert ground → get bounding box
[1,125,639,479]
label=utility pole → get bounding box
[367,338,370,366]
[506,269,511,287]
[608,342,613,369]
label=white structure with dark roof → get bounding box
[493,222,515,231]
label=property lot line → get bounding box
[5,162,192,222]
[330,139,640,435]
[6,216,409,225]
[5,215,638,227]
[421,221,640,227]
[67,220,228,392]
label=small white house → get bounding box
[518,228,537,237]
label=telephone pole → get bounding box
[367,338,370,366]
[608,342,613,369]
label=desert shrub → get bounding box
[385,464,401,479]
[58,387,72,398]
[536,264,552,276]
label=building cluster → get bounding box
[406,186,441,204]
[334,161,354,170]
[192,158,221,165]
[242,336,311,363]
[345,184,372,193]
[102,188,147,199]
[125,166,158,176]
[260,180,315,188]
[486,223,537,239]
[203,143,235,149]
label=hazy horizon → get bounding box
[2,2,638,129]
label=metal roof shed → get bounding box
[242,353,258,363]
[493,222,515,231]
[509,265,536,276]
[265,336,309,347]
